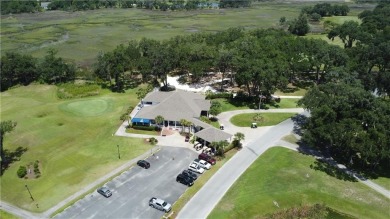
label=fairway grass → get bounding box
[0,85,152,212]
[230,113,297,127]
[208,147,390,219]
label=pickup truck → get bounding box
[149,197,172,213]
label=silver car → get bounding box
[149,197,172,212]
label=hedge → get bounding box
[206,92,233,99]
[132,125,159,131]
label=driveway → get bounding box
[54,147,197,219]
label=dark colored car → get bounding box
[176,173,194,186]
[198,153,216,165]
[137,160,150,169]
[97,187,112,198]
[182,169,198,181]
[185,135,190,142]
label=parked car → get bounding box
[185,135,190,142]
[188,162,205,174]
[176,173,194,186]
[149,197,172,213]
[182,169,198,181]
[198,153,216,165]
[194,158,211,170]
[137,160,150,169]
[97,187,112,198]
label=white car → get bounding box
[193,159,211,170]
[149,197,172,213]
[188,163,205,174]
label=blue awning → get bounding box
[132,118,150,123]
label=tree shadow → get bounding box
[1,146,28,175]
[310,158,358,182]
[291,113,308,136]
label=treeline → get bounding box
[0,50,75,91]
[0,0,41,14]
[47,0,251,12]
[302,3,350,18]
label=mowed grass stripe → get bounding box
[208,147,390,219]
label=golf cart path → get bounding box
[177,110,390,219]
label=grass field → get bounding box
[0,210,19,219]
[208,147,390,219]
[230,113,297,127]
[0,85,152,212]
[218,98,300,112]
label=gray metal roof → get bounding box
[136,90,210,121]
[194,128,233,143]
[190,118,213,129]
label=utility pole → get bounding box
[117,145,121,159]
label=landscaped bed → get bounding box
[208,147,390,219]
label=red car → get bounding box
[198,153,216,165]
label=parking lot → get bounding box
[54,147,198,219]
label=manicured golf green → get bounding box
[208,147,390,219]
[230,113,297,127]
[0,85,151,212]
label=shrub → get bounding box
[132,125,158,131]
[57,83,101,99]
[149,137,158,145]
[17,166,27,178]
[206,92,233,99]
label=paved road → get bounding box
[177,114,301,219]
[55,147,197,219]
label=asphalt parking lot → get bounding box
[54,146,198,219]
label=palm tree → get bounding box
[155,115,165,135]
[253,113,264,123]
[233,132,245,149]
[180,119,186,133]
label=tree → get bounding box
[288,14,310,36]
[39,49,76,84]
[0,52,38,91]
[253,113,264,123]
[209,100,222,118]
[327,21,362,48]
[298,82,390,172]
[233,132,245,148]
[0,120,17,164]
[154,115,165,135]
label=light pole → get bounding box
[25,184,34,201]
[117,145,121,159]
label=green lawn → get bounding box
[230,113,297,127]
[0,210,19,219]
[0,85,152,212]
[265,98,300,109]
[208,147,390,219]
[372,177,390,191]
[218,98,300,112]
